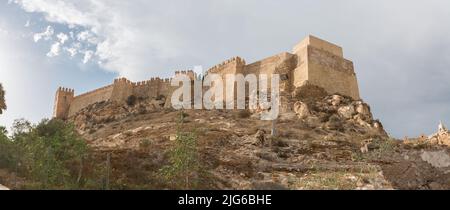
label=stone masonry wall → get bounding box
[54,35,362,119]
[244,52,296,92]
[306,46,360,99]
[68,85,114,117]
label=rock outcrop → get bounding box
[428,122,450,146]
[63,91,449,190]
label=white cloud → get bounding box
[82,50,94,63]
[76,30,97,44]
[63,42,82,57]
[33,25,54,42]
[0,27,7,36]
[46,41,61,57]
[57,32,68,44]
[0,19,57,132]
[14,0,185,79]
[65,47,77,57]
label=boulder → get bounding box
[293,101,310,119]
[355,102,371,118]
[420,150,450,168]
[278,112,298,121]
[253,129,266,146]
[353,114,372,127]
[338,105,355,119]
[331,95,344,106]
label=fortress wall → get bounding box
[111,78,134,102]
[53,36,363,119]
[208,57,246,75]
[133,78,162,99]
[207,57,246,101]
[158,79,172,96]
[68,85,114,117]
[67,77,173,118]
[245,53,281,75]
[307,46,360,99]
[244,52,296,92]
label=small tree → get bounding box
[0,83,6,114]
[12,119,88,189]
[0,126,14,168]
[160,111,200,189]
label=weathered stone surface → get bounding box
[355,103,370,116]
[416,122,450,147]
[331,95,344,106]
[293,101,310,119]
[338,105,355,119]
[253,130,266,146]
[421,150,450,168]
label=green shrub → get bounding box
[8,119,88,189]
[159,112,203,189]
[140,139,152,148]
[0,126,14,168]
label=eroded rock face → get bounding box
[355,103,371,117]
[413,122,450,147]
[290,93,386,136]
[293,101,310,119]
[421,150,450,168]
[380,148,450,190]
[331,95,343,106]
[253,130,266,147]
[70,97,166,135]
[338,105,356,119]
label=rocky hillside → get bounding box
[67,87,450,190]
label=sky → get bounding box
[0,0,450,138]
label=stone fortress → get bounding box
[53,35,360,119]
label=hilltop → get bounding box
[63,87,450,190]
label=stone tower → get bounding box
[292,35,360,99]
[53,87,74,119]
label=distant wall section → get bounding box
[68,85,114,117]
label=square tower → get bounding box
[292,35,360,99]
[53,87,74,119]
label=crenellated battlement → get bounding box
[174,70,197,80]
[207,56,246,73]
[53,86,75,119]
[74,85,113,99]
[114,77,133,84]
[57,87,75,94]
